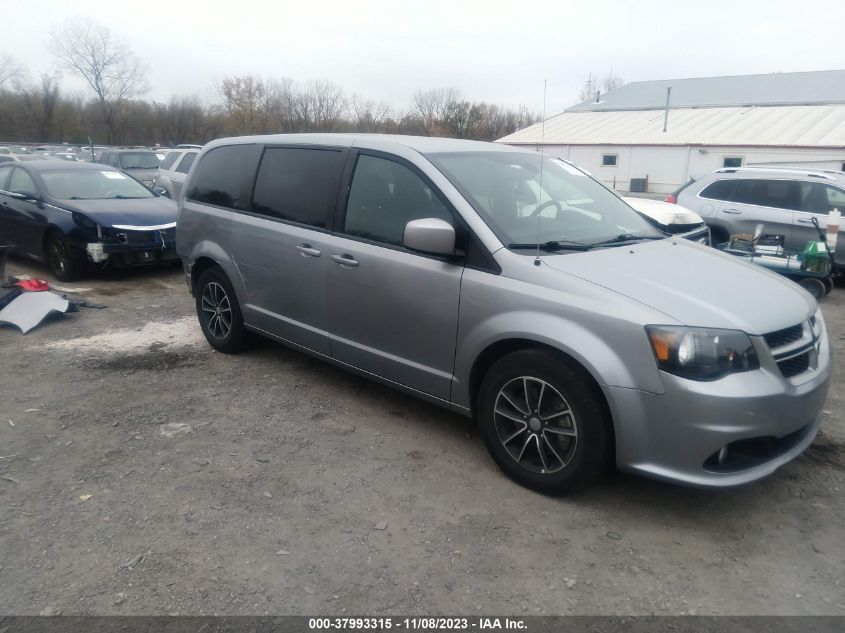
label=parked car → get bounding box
[673,167,845,267]
[97,148,160,187]
[0,161,178,280]
[622,197,710,244]
[176,134,830,494]
[153,148,198,199]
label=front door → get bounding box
[231,145,347,356]
[324,152,463,400]
[4,167,46,257]
[715,178,796,242]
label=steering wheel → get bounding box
[527,199,563,219]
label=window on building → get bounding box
[722,157,743,168]
[601,154,618,167]
[252,147,345,228]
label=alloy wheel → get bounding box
[493,376,578,474]
[201,281,232,339]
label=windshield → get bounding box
[428,152,662,248]
[118,152,160,170]
[40,170,154,199]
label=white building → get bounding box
[497,70,845,195]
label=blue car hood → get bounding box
[61,196,178,227]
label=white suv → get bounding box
[674,167,845,266]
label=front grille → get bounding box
[778,351,811,378]
[764,324,804,348]
[763,320,818,380]
[111,228,175,246]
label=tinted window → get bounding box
[0,165,12,188]
[799,182,845,214]
[160,151,181,170]
[187,145,259,210]
[118,152,159,170]
[734,179,794,210]
[252,148,343,228]
[8,168,37,195]
[175,152,197,174]
[344,154,453,246]
[699,180,737,201]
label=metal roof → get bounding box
[496,104,845,148]
[568,69,845,111]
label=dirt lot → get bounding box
[1,257,844,616]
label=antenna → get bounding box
[534,79,548,266]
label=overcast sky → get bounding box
[5,0,845,114]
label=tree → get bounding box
[578,72,624,103]
[351,96,392,133]
[0,53,27,90]
[49,17,149,144]
[219,75,266,134]
[22,73,62,141]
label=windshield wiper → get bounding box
[589,233,666,247]
[508,240,593,252]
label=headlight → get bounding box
[646,326,759,381]
[72,211,98,233]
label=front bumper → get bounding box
[86,241,179,267]
[604,330,832,487]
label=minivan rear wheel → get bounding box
[477,349,611,494]
[195,267,254,353]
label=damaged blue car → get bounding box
[0,161,178,281]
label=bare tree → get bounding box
[578,72,624,102]
[49,18,149,143]
[0,53,27,89]
[22,73,61,140]
[351,95,392,132]
[413,87,463,136]
[300,80,347,131]
[219,74,266,134]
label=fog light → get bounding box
[86,242,109,263]
[717,446,729,465]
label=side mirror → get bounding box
[151,186,169,198]
[403,218,456,256]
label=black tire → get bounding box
[45,232,86,281]
[476,349,612,495]
[195,267,254,353]
[798,277,826,300]
[822,277,834,296]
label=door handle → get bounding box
[331,254,359,267]
[722,208,741,214]
[796,217,815,224]
[296,244,321,257]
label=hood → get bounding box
[62,196,178,227]
[623,197,703,226]
[541,239,815,335]
[122,168,158,181]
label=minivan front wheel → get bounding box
[195,267,254,353]
[477,349,611,494]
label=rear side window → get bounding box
[9,168,37,195]
[175,152,197,174]
[0,165,12,188]
[734,179,794,210]
[160,151,181,170]
[699,180,737,202]
[187,145,260,210]
[799,182,845,214]
[251,147,344,228]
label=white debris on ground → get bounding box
[41,316,204,353]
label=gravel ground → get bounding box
[0,258,843,616]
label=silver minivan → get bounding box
[176,135,831,494]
